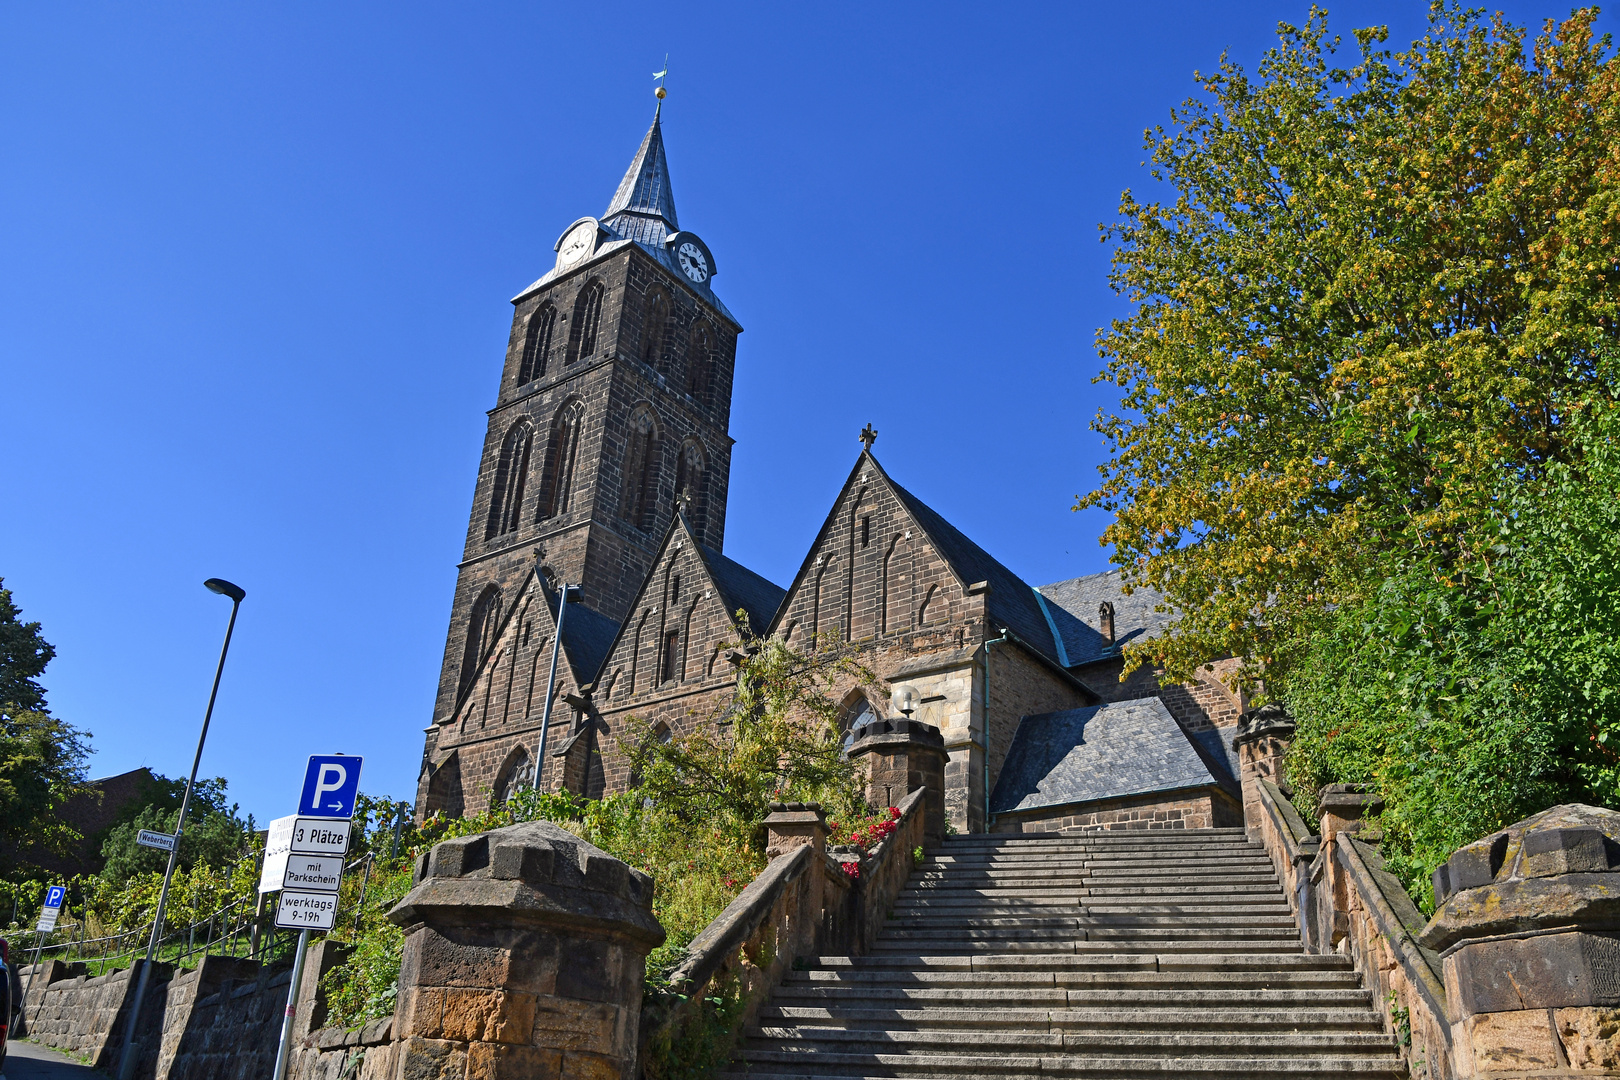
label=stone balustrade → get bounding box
[1252,778,1620,1078]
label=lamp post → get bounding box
[115,578,245,1080]
[533,582,581,792]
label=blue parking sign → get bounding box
[43,885,65,910]
[297,755,363,818]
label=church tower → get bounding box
[428,103,741,731]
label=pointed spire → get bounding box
[603,109,678,234]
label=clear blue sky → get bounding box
[4,2,1608,824]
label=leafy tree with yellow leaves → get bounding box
[1084,4,1619,687]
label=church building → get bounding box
[417,105,1250,835]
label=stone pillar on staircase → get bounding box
[386,819,664,1080]
[847,717,948,845]
[1232,703,1295,831]
[1314,783,1384,951]
[763,801,830,964]
[1420,804,1620,1077]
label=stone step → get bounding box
[725,1052,1402,1078]
[745,1027,1398,1055]
[810,953,1354,973]
[880,919,1299,937]
[754,1005,1386,1032]
[869,939,1305,955]
[766,986,1372,1008]
[781,969,1362,990]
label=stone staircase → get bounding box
[729,828,1404,1078]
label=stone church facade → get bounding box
[417,108,1248,834]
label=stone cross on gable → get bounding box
[676,488,692,516]
[859,423,878,451]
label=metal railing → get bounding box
[8,858,380,982]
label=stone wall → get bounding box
[17,952,305,1080]
[990,787,1241,834]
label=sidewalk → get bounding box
[1,1040,103,1078]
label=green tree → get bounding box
[1283,402,1620,906]
[97,774,255,884]
[621,630,871,845]
[1082,5,1620,686]
[0,579,91,862]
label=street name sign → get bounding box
[136,829,177,852]
[274,890,340,930]
[36,884,65,932]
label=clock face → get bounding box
[677,241,710,283]
[558,222,596,268]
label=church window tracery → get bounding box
[520,303,557,384]
[485,421,534,539]
[494,747,533,805]
[567,280,605,364]
[538,400,585,520]
[621,405,660,529]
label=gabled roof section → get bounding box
[878,464,1062,667]
[1036,569,1175,668]
[697,543,785,636]
[762,450,1066,669]
[990,698,1228,817]
[602,106,677,243]
[589,511,780,686]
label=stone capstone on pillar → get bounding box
[1420,803,1620,1077]
[1233,703,1295,831]
[847,717,947,845]
[1315,783,1384,844]
[388,819,665,1080]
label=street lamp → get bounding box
[115,578,245,1080]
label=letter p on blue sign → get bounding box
[298,755,363,819]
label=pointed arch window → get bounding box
[686,322,715,403]
[485,421,534,539]
[566,280,605,364]
[677,439,708,539]
[641,289,670,370]
[538,400,585,521]
[458,585,503,699]
[495,747,533,805]
[520,303,557,384]
[621,405,660,529]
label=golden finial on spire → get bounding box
[654,56,668,101]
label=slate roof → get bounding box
[602,107,678,238]
[1035,569,1175,668]
[700,544,786,636]
[884,470,1063,667]
[548,589,620,689]
[989,697,1228,816]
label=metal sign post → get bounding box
[270,755,362,1080]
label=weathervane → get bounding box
[654,56,669,101]
[859,423,878,451]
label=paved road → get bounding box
[1,1040,103,1078]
